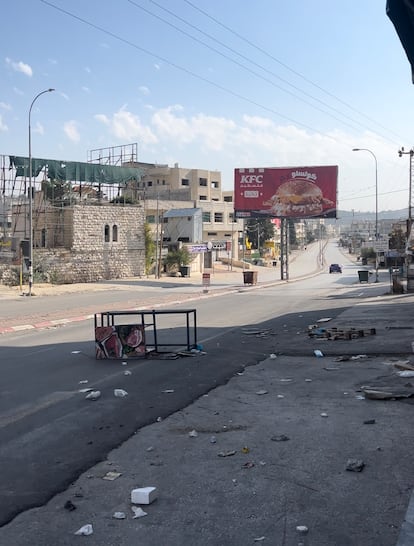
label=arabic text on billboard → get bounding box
[234,166,338,219]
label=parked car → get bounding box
[329,263,342,273]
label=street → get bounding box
[1,242,413,545]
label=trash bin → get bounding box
[358,270,369,283]
[243,271,258,285]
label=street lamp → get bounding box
[352,147,379,282]
[28,88,55,296]
[398,147,414,243]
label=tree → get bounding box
[389,224,406,251]
[163,247,192,273]
[246,218,275,248]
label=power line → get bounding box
[183,0,407,144]
[132,0,393,141]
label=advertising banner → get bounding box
[234,165,338,219]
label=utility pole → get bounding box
[398,147,414,244]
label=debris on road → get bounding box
[269,353,277,359]
[314,350,324,357]
[397,370,414,377]
[320,413,328,418]
[242,461,255,469]
[188,429,198,438]
[74,524,93,536]
[131,486,158,505]
[131,506,148,518]
[346,459,365,472]
[112,512,126,519]
[114,389,128,398]
[124,370,132,376]
[351,354,368,360]
[102,471,122,481]
[363,419,376,425]
[360,386,414,400]
[271,434,290,442]
[254,537,266,542]
[85,390,101,401]
[78,380,88,384]
[255,389,268,395]
[296,525,309,534]
[162,389,175,393]
[309,326,376,340]
[64,500,76,511]
[218,450,236,457]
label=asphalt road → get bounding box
[0,242,384,528]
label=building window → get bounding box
[163,217,169,223]
[203,211,211,222]
[212,198,219,202]
[162,180,166,185]
[199,178,207,186]
[207,232,218,236]
[181,178,189,186]
[199,195,207,200]
[229,212,234,222]
[214,212,223,223]
[224,195,233,202]
[112,225,118,242]
[211,181,219,189]
[148,181,153,187]
[146,215,156,224]
[104,224,110,242]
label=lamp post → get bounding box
[398,147,414,243]
[28,88,54,296]
[352,148,379,282]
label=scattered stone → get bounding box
[218,450,236,457]
[74,524,93,536]
[363,419,376,425]
[346,459,365,472]
[162,389,175,393]
[296,525,309,534]
[210,436,217,444]
[314,350,324,357]
[188,429,198,438]
[102,471,122,481]
[114,389,128,398]
[271,434,289,442]
[255,389,268,395]
[124,370,132,376]
[64,500,76,511]
[242,461,255,469]
[269,354,277,359]
[254,537,266,542]
[320,413,328,418]
[85,390,101,401]
[112,512,126,519]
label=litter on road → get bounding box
[114,389,128,398]
[102,471,122,481]
[131,486,158,505]
[85,390,101,401]
[346,459,365,472]
[74,524,93,536]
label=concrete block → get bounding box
[131,486,157,505]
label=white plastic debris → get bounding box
[85,390,101,401]
[114,389,128,398]
[79,380,88,384]
[71,351,81,354]
[188,429,198,438]
[162,389,175,393]
[305,378,312,382]
[296,525,309,534]
[74,524,93,536]
[124,370,132,376]
[277,395,285,399]
[131,486,158,505]
[132,506,148,518]
[122,361,128,366]
[397,370,414,377]
[156,416,162,422]
[112,511,126,519]
[254,538,266,542]
[320,412,328,418]
[269,353,277,359]
[210,436,217,443]
[255,389,268,395]
[314,350,324,357]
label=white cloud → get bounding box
[33,121,44,135]
[154,63,160,70]
[60,92,69,101]
[13,87,24,96]
[6,57,33,77]
[64,120,80,142]
[0,102,11,110]
[82,86,91,93]
[0,115,8,132]
[95,108,157,143]
[138,86,150,96]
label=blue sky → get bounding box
[1,0,413,213]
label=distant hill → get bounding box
[329,208,408,228]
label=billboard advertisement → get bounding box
[234,165,338,219]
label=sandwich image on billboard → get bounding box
[234,166,338,218]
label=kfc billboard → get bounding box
[234,165,338,219]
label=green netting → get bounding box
[9,155,143,184]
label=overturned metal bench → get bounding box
[94,309,197,359]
